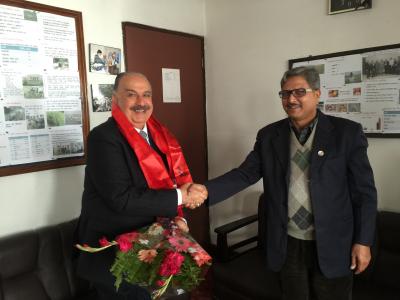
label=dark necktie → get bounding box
[141,130,169,171]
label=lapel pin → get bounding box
[318,150,324,157]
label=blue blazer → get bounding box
[206,111,377,278]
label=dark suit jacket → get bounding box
[76,117,178,285]
[206,111,377,278]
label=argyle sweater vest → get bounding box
[287,125,317,240]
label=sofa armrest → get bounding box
[214,214,258,262]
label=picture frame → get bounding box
[91,84,113,112]
[89,43,121,75]
[328,0,372,15]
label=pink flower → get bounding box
[188,243,212,267]
[159,250,185,276]
[192,251,212,267]
[138,249,157,263]
[168,236,191,252]
[99,237,111,247]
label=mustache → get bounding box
[130,105,151,112]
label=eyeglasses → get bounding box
[278,88,313,100]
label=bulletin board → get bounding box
[289,43,400,138]
[0,0,89,176]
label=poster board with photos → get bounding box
[290,43,400,138]
[0,0,89,176]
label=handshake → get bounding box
[180,183,208,209]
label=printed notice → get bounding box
[162,68,181,103]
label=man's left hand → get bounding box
[351,243,371,274]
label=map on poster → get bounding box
[291,46,400,135]
[0,4,84,167]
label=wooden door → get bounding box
[122,22,209,247]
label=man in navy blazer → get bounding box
[203,66,377,300]
[76,73,207,300]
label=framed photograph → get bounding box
[329,0,371,15]
[91,84,113,112]
[89,43,121,75]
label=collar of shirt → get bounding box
[289,112,319,145]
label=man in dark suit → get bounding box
[201,66,377,300]
[76,72,207,300]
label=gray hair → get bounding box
[113,72,152,92]
[280,66,320,90]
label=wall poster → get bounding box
[0,0,89,176]
[290,43,400,137]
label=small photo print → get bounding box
[4,106,26,121]
[53,141,83,156]
[328,89,339,97]
[27,114,45,130]
[353,87,362,96]
[345,71,362,84]
[24,10,37,21]
[53,58,69,70]
[337,103,348,113]
[89,43,121,75]
[46,111,65,127]
[363,53,400,79]
[325,104,337,112]
[91,84,113,112]
[65,110,82,125]
[348,103,361,113]
[22,74,44,99]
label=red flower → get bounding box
[156,280,165,287]
[116,235,133,252]
[117,231,139,242]
[99,237,111,247]
[159,250,185,276]
[115,231,139,252]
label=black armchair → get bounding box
[212,193,400,300]
[212,194,281,300]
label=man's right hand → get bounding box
[180,183,208,209]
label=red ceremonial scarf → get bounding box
[112,103,192,217]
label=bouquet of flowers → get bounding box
[76,218,212,299]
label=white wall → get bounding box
[205,0,400,242]
[0,0,206,237]
[1,0,399,243]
